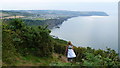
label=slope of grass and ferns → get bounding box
[2,19,120,66]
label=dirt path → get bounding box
[52,53,68,63]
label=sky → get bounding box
[1,0,119,10]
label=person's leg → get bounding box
[68,58,71,62]
[69,58,73,66]
[68,58,70,62]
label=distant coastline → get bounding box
[1,10,109,29]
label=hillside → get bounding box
[2,19,120,66]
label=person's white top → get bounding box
[67,45,76,58]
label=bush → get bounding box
[2,25,19,65]
[3,19,54,61]
[53,39,67,55]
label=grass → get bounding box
[14,55,53,66]
[49,61,80,66]
[3,52,81,66]
[33,18,46,20]
[6,53,78,66]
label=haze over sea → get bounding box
[51,2,118,52]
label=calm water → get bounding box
[50,2,118,51]
[51,14,118,51]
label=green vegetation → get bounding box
[2,19,120,66]
[1,10,33,17]
[4,17,69,29]
[33,18,46,20]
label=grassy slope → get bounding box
[4,53,78,66]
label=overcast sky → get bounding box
[1,0,119,10]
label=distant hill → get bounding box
[1,10,109,29]
[1,10,108,19]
